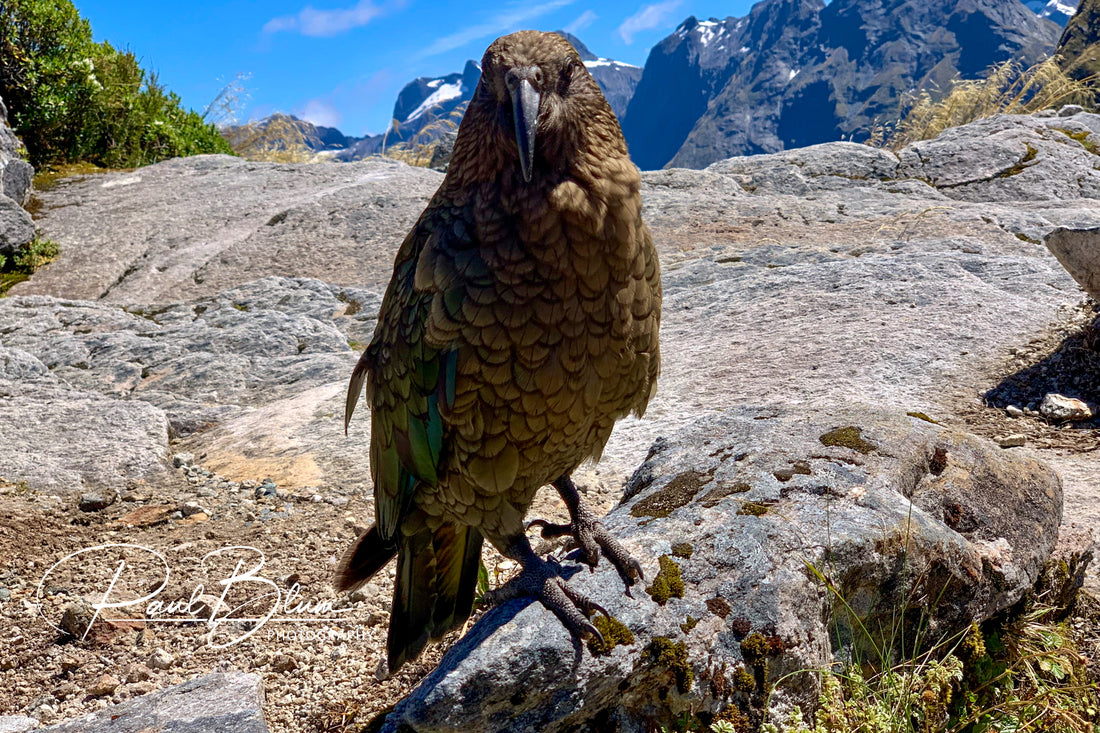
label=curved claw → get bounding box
[581,619,605,648]
[526,518,572,539]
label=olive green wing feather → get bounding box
[345,199,479,540]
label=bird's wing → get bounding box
[346,199,476,541]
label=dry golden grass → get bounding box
[873,57,1098,150]
[224,113,316,163]
[379,106,463,168]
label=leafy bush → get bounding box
[0,0,232,168]
[1,237,58,295]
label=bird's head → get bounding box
[475,30,613,184]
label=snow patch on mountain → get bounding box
[405,82,463,123]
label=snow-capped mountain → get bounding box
[1031,0,1079,25]
[332,32,641,162]
[621,0,1063,170]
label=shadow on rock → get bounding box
[983,309,1100,432]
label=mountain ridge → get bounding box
[622,0,1063,169]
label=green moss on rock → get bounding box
[700,481,752,508]
[646,555,685,604]
[819,426,877,454]
[736,501,770,517]
[740,632,770,666]
[630,469,713,518]
[647,636,693,693]
[588,615,635,655]
[732,667,756,692]
[671,542,694,558]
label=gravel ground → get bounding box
[0,456,549,732]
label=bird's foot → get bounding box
[528,509,644,588]
[483,555,609,645]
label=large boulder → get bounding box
[0,94,33,207]
[381,406,1062,731]
[1043,226,1100,300]
[0,195,34,261]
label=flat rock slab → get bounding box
[36,672,267,733]
[383,405,1061,732]
[15,155,441,303]
[0,358,176,494]
[0,279,377,493]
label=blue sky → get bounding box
[73,0,758,137]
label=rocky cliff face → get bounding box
[623,0,1063,169]
[1057,0,1100,79]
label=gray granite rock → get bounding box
[707,141,902,195]
[0,195,34,259]
[895,113,1100,201]
[0,716,40,733]
[1044,226,1100,300]
[36,672,267,733]
[13,155,440,303]
[0,378,176,494]
[0,278,376,492]
[0,94,33,207]
[381,406,1061,732]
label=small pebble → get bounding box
[180,501,206,517]
[125,664,152,683]
[1004,405,1024,418]
[88,673,119,698]
[1040,393,1092,422]
[172,453,194,468]
[272,653,297,672]
[998,434,1026,448]
[78,493,112,512]
[147,648,174,670]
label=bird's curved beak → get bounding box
[510,79,540,183]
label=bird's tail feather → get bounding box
[388,522,484,673]
[334,524,397,593]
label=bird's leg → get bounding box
[528,474,645,588]
[483,532,609,645]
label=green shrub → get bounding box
[0,0,232,168]
[1,237,58,295]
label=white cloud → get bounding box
[617,0,681,44]
[419,0,578,58]
[563,9,597,34]
[297,98,343,128]
[263,0,384,37]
